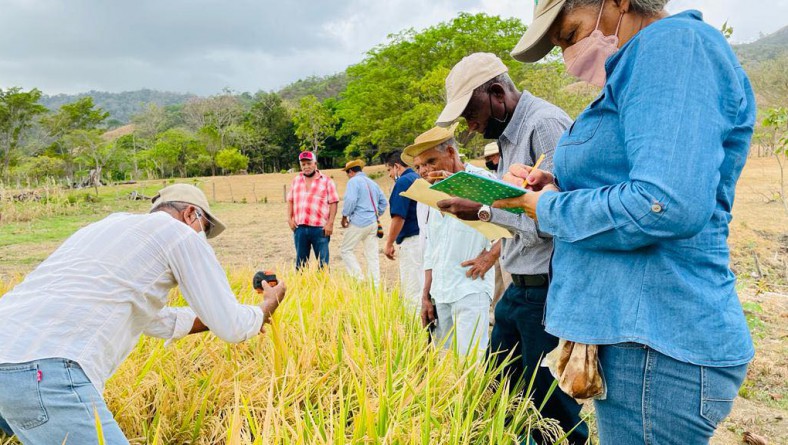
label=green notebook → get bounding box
[430,171,527,214]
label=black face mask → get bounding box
[483,94,511,140]
[304,170,317,178]
[485,160,498,171]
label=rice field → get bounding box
[0,267,563,445]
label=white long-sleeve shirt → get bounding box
[0,212,263,393]
[423,164,494,304]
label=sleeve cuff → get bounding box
[247,305,265,340]
[535,190,560,236]
[163,307,197,347]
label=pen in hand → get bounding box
[523,153,545,188]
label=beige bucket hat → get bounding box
[151,183,226,238]
[402,122,459,167]
[436,53,508,125]
[511,0,567,63]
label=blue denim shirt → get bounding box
[342,172,388,227]
[536,10,755,367]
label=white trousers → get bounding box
[398,236,423,311]
[341,223,380,286]
[433,292,491,355]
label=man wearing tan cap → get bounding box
[435,52,586,443]
[403,124,494,355]
[339,159,388,286]
[0,183,286,444]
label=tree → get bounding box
[243,92,298,172]
[335,13,528,158]
[292,95,336,155]
[65,129,115,187]
[41,97,109,180]
[146,128,203,178]
[0,87,47,181]
[216,147,249,174]
[183,94,244,175]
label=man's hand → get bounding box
[259,280,287,329]
[323,225,333,237]
[437,198,482,221]
[421,297,436,328]
[341,216,350,228]
[461,248,498,280]
[288,217,297,232]
[425,170,451,184]
[384,243,396,260]
[502,163,556,192]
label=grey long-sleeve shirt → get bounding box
[489,91,572,275]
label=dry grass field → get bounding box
[0,157,786,444]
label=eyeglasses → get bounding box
[195,209,214,237]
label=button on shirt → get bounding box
[389,168,420,244]
[342,172,388,227]
[535,11,755,367]
[489,92,572,275]
[0,212,264,392]
[287,172,340,227]
[423,164,494,304]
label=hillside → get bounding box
[278,72,348,103]
[735,25,788,65]
[39,89,196,125]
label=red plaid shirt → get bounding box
[287,172,339,227]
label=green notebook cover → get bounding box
[430,171,527,214]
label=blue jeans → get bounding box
[595,343,748,444]
[0,358,128,444]
[489,283,588,444]
[294,225,330,270]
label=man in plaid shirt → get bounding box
[287,151,339,270]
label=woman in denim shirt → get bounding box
[497,0,756,443]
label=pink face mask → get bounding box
[563,2,624,88]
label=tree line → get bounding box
[12,12,781,186]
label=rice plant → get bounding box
[0,267,560,444]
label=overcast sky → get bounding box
[0,0,784,96]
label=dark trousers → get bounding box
[490,283,588,445]
[294,225,330,270]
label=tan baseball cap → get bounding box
[511,0,566,63]
[151,183,226,238]
[436,53,509,125]
[402,122,459,167]
[483,142,500,157]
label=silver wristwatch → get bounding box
[477,204,492,222]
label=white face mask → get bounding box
[195,210,208,239]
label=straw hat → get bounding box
[151,183,226,238]
[511,0,566,63]
[436,53,508,125]
[343,159,366,171]
[402,123,459,167]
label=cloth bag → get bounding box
[543,339,606,401]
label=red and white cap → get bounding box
[298,151,316,162]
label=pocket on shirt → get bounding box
[700,365,747,427]
[561,95,605,146]
[0,363,49,430]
